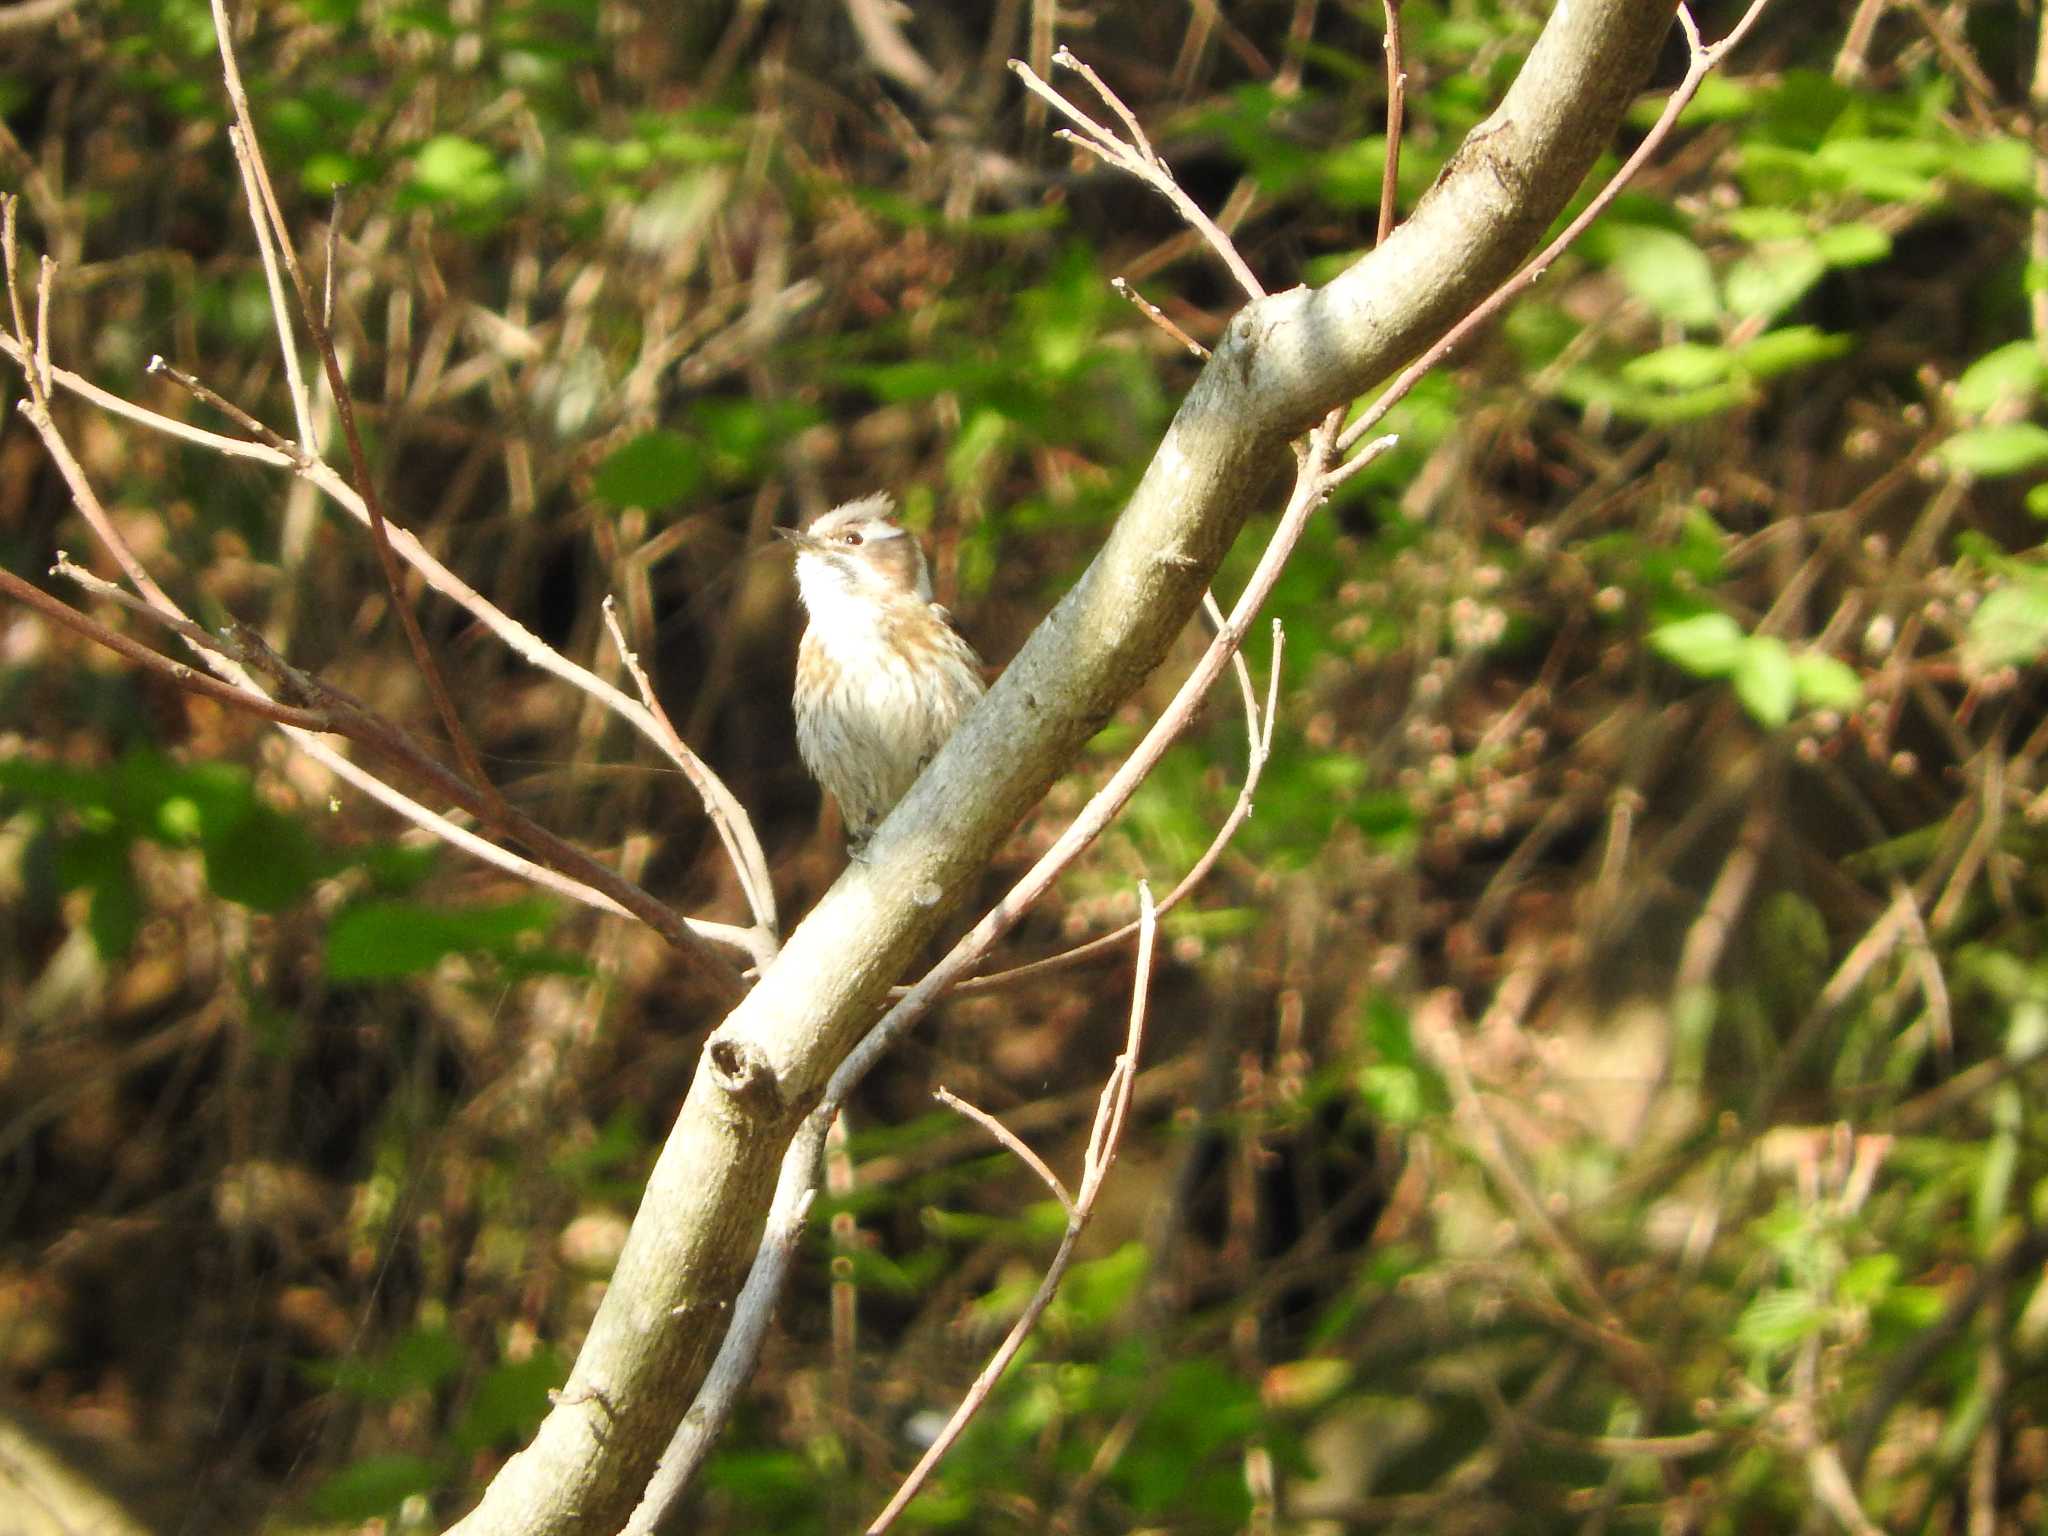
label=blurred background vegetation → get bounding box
[4,0,2048,1531]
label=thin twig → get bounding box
[1010,52,1267,301]
[39,552,754,988]
[1112,275,1208,358]
[146,352,309,463]
[956,615,1280,992]
[0,567,330,730]
[213,0,503,814]
[1336,0,1777,458]
[934,1087,1075,1215]
[601,596,779,945]
[0,234,752,983]
[224,126,318,453]
[865,884,1158,1535]
[0,328,775,961]
[1377,0,1406,247]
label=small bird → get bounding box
[779,494,987,854]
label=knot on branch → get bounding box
[704,1033,786,1120]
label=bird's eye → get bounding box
[839,530,864,546]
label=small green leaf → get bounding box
[453,1352,564,1452]
[203,806,331,912]
[1649,611,1746,677]
[1602,224,1720,328]
[1052,1243,1150,1330]
[1791,652,1863,711]
[1838,1253,1899,1307]
[1954,343,2048,417]
[406,134,504,209]
[1813,222,1890,268]
[1967,577,2048,669]
[59,828,142,957]
[1622,343,1734,391]
[1723,207,1808,243]
[1948,135,2033,197]
[326,897,556,980]
[1815,137,1942,204]
[1733,1288,1823,1357]
[1937,423,2048,478]
[1732,636,1797,727]
[1737,326,1853,380]
[1725,245,1827,321]
[592,429,702,510]
[305,1454,447,1521]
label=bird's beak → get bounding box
[775,525,824,554]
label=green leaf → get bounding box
[1937,422,2048,478]
[1838,1253,1899,1307]
[1052,1242,1150,1331]
[1723,207,1808,243]
[453,1352,564,1452]
[1791,652,1863,711]
[1948,135,2033,197]
[1725,244,1827,321]
[59,827,143,957]
[405,134,505,209]
[1649,611,1745,677]
[1622,342,1734,391]
[1733,1288,1823,1357]
[592,429,703,510]
[1601,224,1720,328]
[304,1328,464,1401]
[1732,636,1797,727]
[1967,577,2048,669]
[305,1454,447,1521]
[1813,222,1891,268]
[326,897,556,980]
[203,805,331,912]
[1954,343,2048,417]
[1737,326,1853,380]
[1815,137,1942,204]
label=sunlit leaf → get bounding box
[1649,611,1745,677]
[1732,635,1797,727]
[1967,576,2048,669]
[592,429,703,510]
[1938,423,2048,478]
[1954,342,2048,416]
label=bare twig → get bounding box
[1337,0,1778,459]
[0,207,753,985]
[212,0,503,813]
[38,555,755,989]
[145,352,308,462]
[934,1086,1075,1215]
[0,329,774,966]
[1112,275,1209,358]
[1010,50,1267,302]
[601,596,779,947]
[0,567,329,730]
[224,126,318,453]
[866,883,1158,1535]
[955,614,1280,992]
[1377,0,1407,247]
